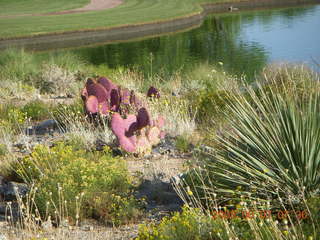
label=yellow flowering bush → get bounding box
[137,206,228,240]
[16,142,142,225]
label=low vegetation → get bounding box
[0,48,319,240]
[15,142,142,226]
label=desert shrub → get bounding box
[15,142,141,225]
[148,96,196,137]
[0,81,39,100]
[184,64,240,126]
[21,100,50,120]
[51,100,84,124]
[34,64,80,95]
[0,104,27,132]
[184,62,230,92]
[183,65,320,210]
[138,203,319,240]
[137,206,227,240]
[175,135,192,153]
[190,90,234,125]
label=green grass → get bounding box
[0,0,219,39]
[0,0,89,16]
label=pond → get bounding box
[58,4,320,79]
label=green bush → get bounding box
[0,104,27,132]
[190,90,233,125]
[21,100,50,120]
[138,203,319,240]
[137,206,228,240]
[175,136,191,153]
[16,142,142,225]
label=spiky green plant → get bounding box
[186,66,320,206]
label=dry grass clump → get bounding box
[111,68,145,93]
[147,96,196,138]
[0,81,40,101]
[35,64,82,96]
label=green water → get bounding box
[64,4,320,79]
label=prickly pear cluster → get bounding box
[81,77,165,154]
[111,108,165,154]
[81,77,142,116]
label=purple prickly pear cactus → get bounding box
[98,101,110,115]
[86,78,96,86]
[98,76,118,92]
[130,90,143,109]
[110,89,120,112]
[111,113,137,152]
[86,83,108,103]
[124,114,138,137]
[85,96,99,114]
[147,86,160,99]
[81,87,88,101]
[81,76,166,154]
[121,88,131,105]
[137,107,151,129]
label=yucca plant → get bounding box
[185,65,320,207]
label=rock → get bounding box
[152,136,176,155]
[25,119,59,135]
[135,178,183,213]
[0,181,29,201]
[0,202,19,214]
[170,173,185,186]
[0,202,20,221]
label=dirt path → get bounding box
[0,0,123,18]
[51,0,123,15]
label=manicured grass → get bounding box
[0,0,89,16]
[0,0,217,39]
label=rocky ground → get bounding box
[0,118,191,240]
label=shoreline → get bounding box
[0,0,318,51]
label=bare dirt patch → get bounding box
[0,0,123,18]
[49,0,123,15]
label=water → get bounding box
[62,4,320,79]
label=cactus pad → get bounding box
[85,96,99,114]
[147,86,160,98]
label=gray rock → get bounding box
[0,202,20,221]
[25,119,59,135]
[0,181,29,201]
[152,136,176,155]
